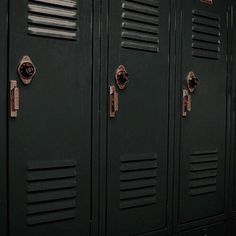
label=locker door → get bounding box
[178,0,228,224]
[8,1,92,235]
[106,0,170,235]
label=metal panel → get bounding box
[8,0,92,235]
[106,0,170,235]
[178,0,228,225]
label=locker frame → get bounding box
[0,0,9,235]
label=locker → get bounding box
[0,0,234,236]
[177,0,228,225]
[4,0,93,235]
[106,0,171,235]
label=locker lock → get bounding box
[182,71,199,118]
[187,71,199,93]
[115,65,128,90]
[17,56,36,85]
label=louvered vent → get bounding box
[28,0,78,40]
[120,153,158,209]
[121,0,160,53]
[192,10,221,60]
[189,149,218,196]
[27,160,77,226]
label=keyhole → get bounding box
[187,71,199,93]
[20,62,35,79]
[117,72,128,85]
[189,77,199,90]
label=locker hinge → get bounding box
[109,85,119,118]
[10,80,20,118]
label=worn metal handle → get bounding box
[10,80,20,118]
[109,85,119,118]
[182,89,191,117]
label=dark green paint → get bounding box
[0,0,235,235]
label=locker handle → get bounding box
[10,80,20,118]
[182,89,191,117]
[109,85,119,118]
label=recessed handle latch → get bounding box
[109,85,119,118]
[10,80,20,118]
[182,89,191,117]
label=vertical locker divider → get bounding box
[91,0,102,235]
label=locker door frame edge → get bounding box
[98,0,109,235]
[229,0,236,220]
[0,0,8,235]
[91,0,101,235]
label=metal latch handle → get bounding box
[109,85,119,118]
[10,80,20,118]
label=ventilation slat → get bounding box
[27,199,76,215]
[27,161,77,226]
[120,187,156,200]
[192,9,221,60]
[28,178,76,192]
[28,4,77,19]
[129,0,159,7]
[28,0,78,40]
[189,178,216,188]
[28,160,77,171]
[190,186,217,196]
[122,22,159,35]
[120,153,158,209]
[29,0,77,8]
[120,196,156,209]
[28,168,77,181]
[190,154,218,163]
[122,30,158,43]
[27,209,76,225]
[122,12,159,25]
[192,42,220,52]
[192,26,220,37]
[192,49,219,60]
[28,15,77,29]
[193,9,220,21]
[192,17,220,29]
[190,170,217,180]
[120,179,157,190]
[28,27,77,40]
[121,153,157,162]
[121,0,159,53]
[27,189,77,203]
[122,2,159,16]
[189,150,218,196]
[120,169,157,181]
[190,162,218,172]
[120,160,157,172]
[192,33,220,44]
[191,149,218,156]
